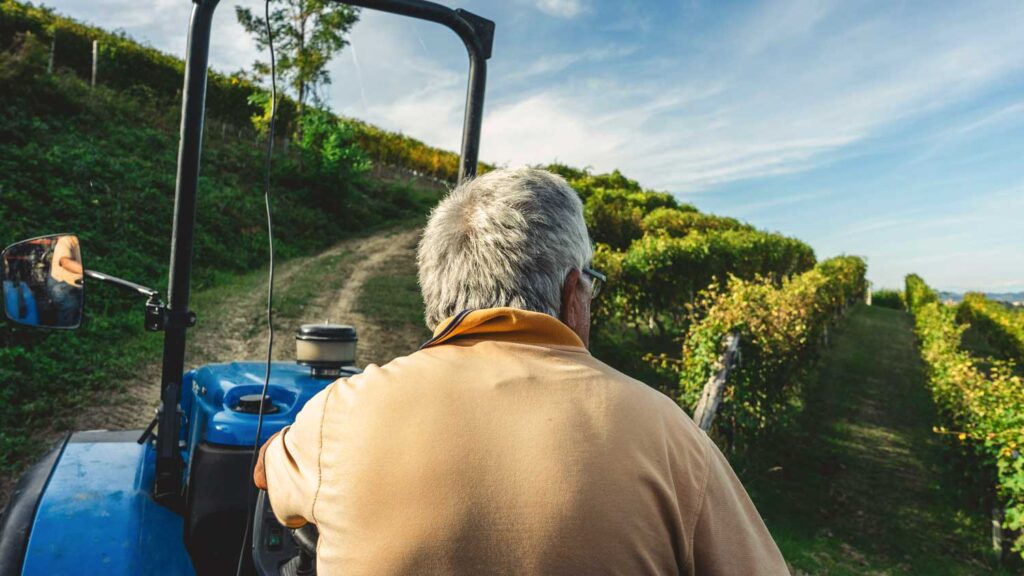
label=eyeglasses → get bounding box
[582,266,607,300]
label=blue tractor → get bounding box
[0,1,494,574]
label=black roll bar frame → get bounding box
[154,0,494,505]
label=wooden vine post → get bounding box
[91,40,98,87]
[47,35,55,74]
[693,332,741,432]
[992,505,1006,561]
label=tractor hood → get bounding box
[15,431,195,575]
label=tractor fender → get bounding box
[0,434,69,576]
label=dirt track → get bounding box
[91,226,422,431]
[0,227,424,502]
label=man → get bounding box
[46,234,83,327]
[255,168,789,575]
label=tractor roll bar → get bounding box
[343,0,494,182]
[155,0,494,507]
[155,0,219,505]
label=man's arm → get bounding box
[253,431,279,490]
[58,257,83,275]
[254,384,334,528]
[687,435,790,575]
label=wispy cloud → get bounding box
[906,100,1024,165]
[34,0,1024,292]
[46,0,1024,194]
[504,45,637,83]
[533,0,586,18]
[337,0,1024,195]
[728,190,834,217]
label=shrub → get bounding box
[907,275,1024,558]
[872,289,904,310]
[603,230,816,334]
[905,273,937,312]
[957,293,1024,363]
[583,189,646,249]
[670,256,866,448]
[641,207,751,238]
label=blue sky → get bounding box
[42,0,1024,292]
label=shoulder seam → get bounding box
[310,383,335,526]
[685,431,713,571]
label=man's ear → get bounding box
[560,268,581,325]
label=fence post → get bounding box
[91,40,98,87]
[693,332,741,432]
[47,35,56,74]
[992,505,1005,561]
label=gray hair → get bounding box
[417,167,593,330]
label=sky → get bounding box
[40,0,1024,292]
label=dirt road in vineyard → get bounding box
[1,226,424,502]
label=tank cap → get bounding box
[296,324,358,342]
[234,394,278,414]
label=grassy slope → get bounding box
[0,36,438,478]
[745,305,1013,575]
[355,248,430,341]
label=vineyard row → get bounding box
[906,275,1024,558]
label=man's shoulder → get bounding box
[337,342,697,424]
[576,352,696,416]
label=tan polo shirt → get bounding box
[48,235,81,285]
[263,307,788,575]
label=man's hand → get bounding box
[254,431,281,490]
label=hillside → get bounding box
[0,0,485,182]
[0,0,823,496]
[0,13,442,477]
[4,2,1020,571]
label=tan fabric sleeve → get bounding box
[689,435,790,575]
[49,236,77,284]
[264,384,334,529]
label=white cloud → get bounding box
[334,0,1024,198]
[482,92,619,168]
[504,45,636,83]
[534,0,586,18]
[31,0,1024,292]
[728,190,834,217]
[47,0,1024,194]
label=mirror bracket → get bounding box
[145,297,197,332]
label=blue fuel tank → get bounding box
[183,361,357,451]
[179,361,359,575]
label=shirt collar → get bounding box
[421,307,587,351]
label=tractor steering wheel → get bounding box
[291,523,319,557]
[252,489,319,576]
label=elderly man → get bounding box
[255,168,788,575]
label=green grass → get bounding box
[357,273,425,328]
[0,35,440,479]
[354,238,430,340]
[743,305,1016,575]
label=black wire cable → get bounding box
[236,0,277,573]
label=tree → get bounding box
[236,0,359,124]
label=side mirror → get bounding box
[1,234,84,329]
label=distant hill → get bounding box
[937,291,1024,306]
